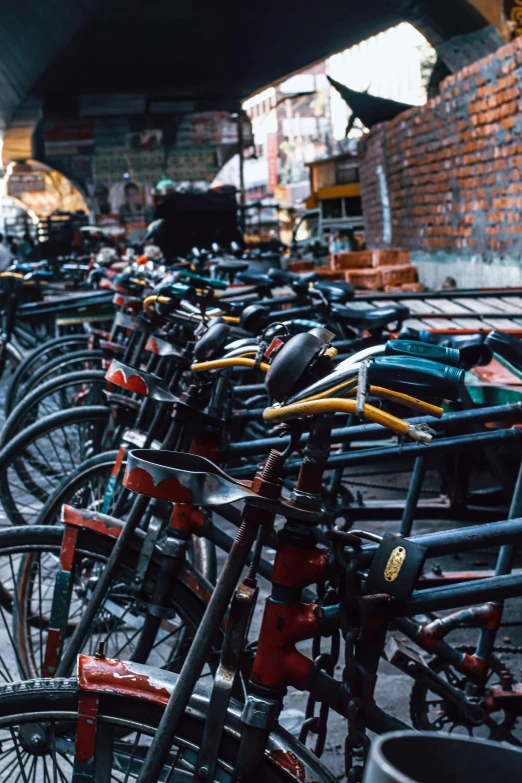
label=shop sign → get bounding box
[7,173,46,196]
[505,0,522,37]
[267,132,279,194]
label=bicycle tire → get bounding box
[0,369,107,448]
[5,335,91,414]
[0,677,330,782]
[0,342,22,385]
[0,524,216,681]
[16,349,103,403]
[0,406,113,526]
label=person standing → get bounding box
[0,233,14,272]
[17,233,37,263]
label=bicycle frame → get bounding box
[38,346,522,680]
[63,407,522,782]
[9,274,522,780]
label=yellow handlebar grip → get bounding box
[367,386,443,418]
[191,358,269,373]
[263,398,433,443]
[143,295,171,313]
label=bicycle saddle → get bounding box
[215,259,249,274]
[310,280,354,303]
[193,321,231,362]
[236,272,272,287]
[485,330,522,372]
[268,269,320,286]
[332,304,410,331]
[105,359,177,402]
[124,450,261,505]
[145,334,182,357]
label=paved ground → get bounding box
[1,365,522,779]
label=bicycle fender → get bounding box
[61,505,124,539]
[77,656,339,783]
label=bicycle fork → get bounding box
[135,451,285,783]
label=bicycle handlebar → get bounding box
[178,270,228,290]
[385,340,462,367]
[263,398,433,442]
[191,357,270,373]
[367,356,464,400]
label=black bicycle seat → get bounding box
[485,330,522,371]
[236,272,271,287]
[269,268,320,286]
[216,259,249,274]
[332,304,410,331]
[193,321,232,362]
[311,280,354,304]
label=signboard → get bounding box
[505,0,522,37]
[7,173,46,196]
[267,132,279,194]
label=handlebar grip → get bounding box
[385,340,462,368]
[180,270,227,290]
[368,356,464,400]
[485,330,522,371]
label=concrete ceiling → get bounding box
[0,0,503,158]
[34,0,501,106]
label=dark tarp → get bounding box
[155,191,243,258]
[327,76,413,134]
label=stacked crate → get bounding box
[288,250,422,291]
[328,249,421,291]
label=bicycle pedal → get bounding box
[384,637,429,675]
[365,533,427,600]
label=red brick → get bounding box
[372,249,411,267]
[288,260,314,272]
[330,251,373,270]
[344,268,383,289]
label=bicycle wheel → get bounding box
[0,370,107,448]
[5,335,91,414]
[0,339,23,377]
[0,677,330,782]
[37,449,127,520]
[0,406,115,526]
[0,524,217,682]
[15,349,103,404]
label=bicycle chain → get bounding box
[343,473,440,496]
[494,645,522,655]
[299,581,340,757]
[340,558,371,783]
[341,478,438,494]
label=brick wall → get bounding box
[359,36,522,267]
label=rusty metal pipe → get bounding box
[397,571,522,616]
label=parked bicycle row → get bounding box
[0,239,522,781]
